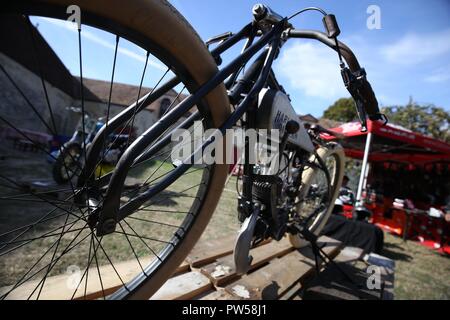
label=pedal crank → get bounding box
[234,203,261,275]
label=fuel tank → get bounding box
[257,88,314,153]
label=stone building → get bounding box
[0,15,184,151]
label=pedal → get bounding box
[234,203,261,275]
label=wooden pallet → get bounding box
[151,235,344,300]
[2,234,394,300]
[151,235,395,300]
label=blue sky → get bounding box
[34,0,450,117]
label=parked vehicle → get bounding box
[0,1,383,299]
[51,108,135,184]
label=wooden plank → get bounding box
[150,271,212,300]
[185,235,237,268]
[278,282,302,300]
[172,260,191,276]
[0,256,155,300]
[197,288,237,300]
[201,237,293,286]
[6,234,382,300]
[224,237,342,300]
[0,255,190,300]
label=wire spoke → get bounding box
[136,180,203,211]
[117,222,145,274]
[128,215,187,226]
[92,234,106,299]
[0,180,86,254]
[24,224,91,300]
[160,86,186,118]
[113,230,172,246]
[0,211,78,240]
[69,233,97,300]
[34,203,74,300]
[0,174,84,224]
[0,220,90,300]
[94,35,120,180]
[91,234,128,291]
[24,15,86,193]
[0,225,85,249]
[126,216,185,232]
[121,219,162,263]
[0,64,55,134]
[125,51,150,149]
[85,67,172,184]
[24,15,57,135]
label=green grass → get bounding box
[381,232,450,299]
[0,156,241,298]
[2,151,448,299]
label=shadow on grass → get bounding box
[383,241,407,251]
[143,190,184,207]
[381,247,413,262]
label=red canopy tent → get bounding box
[323,120,450,253]
[325,120,450,163]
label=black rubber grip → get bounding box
[322,14,340,38]
[358,78,381,120]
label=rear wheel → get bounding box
[0,0,229,299]
[289,143,345,248]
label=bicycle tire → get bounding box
[1,0,230,300]
[289,142,345,248]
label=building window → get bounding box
[159,98,171,117]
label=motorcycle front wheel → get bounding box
[289,142,345,248]
[0,0,230,300]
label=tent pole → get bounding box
[356,131,373,205]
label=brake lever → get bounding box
[354,99,368,132]
[205,31,233,47]
[206,32,233,65]
[341,66,368,132]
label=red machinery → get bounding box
[324,120,450,253]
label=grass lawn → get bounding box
[1,149,448,299]
[0,155,242,298]
[209,181,450,300]
[381,232,450,299]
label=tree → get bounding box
[322,98,357,123]
[382,98,450,143]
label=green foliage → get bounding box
[322,98,357,123]
[382,98,450,142]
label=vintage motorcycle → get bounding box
[0,1,385,299]
[51,108,135,184]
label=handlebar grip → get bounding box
[358,77,381,120]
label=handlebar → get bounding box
[287,29,383,123]
[288,29,360,70]
[249,4,384,125]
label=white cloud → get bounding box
[424,66,450,83]
[275,42,347,100]
[381,29,450,65]
[40,17,166,71]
